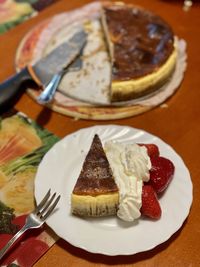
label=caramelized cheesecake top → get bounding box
[102,3,175,81]
[72,134,118,196]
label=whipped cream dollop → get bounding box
[104,141,151,222]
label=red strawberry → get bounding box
[149,156,175,194]
[141,185,161,219]
[139,144,159,158]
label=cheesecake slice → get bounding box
[101,2,177,102]
[71,134,119,217]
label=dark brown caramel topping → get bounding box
[103,4,174,80]
[73,134,118,196]
[73,178,118,196]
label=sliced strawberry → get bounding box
[148,156,175,194]
[138,144,159,158]
[140,185,161,219]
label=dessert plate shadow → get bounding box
[34,125,193,255]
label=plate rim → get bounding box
[35,125,193,256]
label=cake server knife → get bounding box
[0,29,87,108]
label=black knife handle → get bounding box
[0,67,32,108]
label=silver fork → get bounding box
[37,56,83,105]
[0,189,60,261]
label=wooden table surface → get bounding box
[0,0,199,266]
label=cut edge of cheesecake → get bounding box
[71,193,119,217]
[101,2,177,102]
[71,134,119,217]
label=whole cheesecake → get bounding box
[71,134,119,217]
[101,2,177,102]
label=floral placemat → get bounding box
[0,111,60,266]
[0,0,58,35]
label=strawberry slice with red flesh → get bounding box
[138,144,159,158]
[141,185,161,219]
[149,156,175,194]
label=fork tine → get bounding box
[34,189,51,213]
[42,195,61,220]
[38,192,56,216]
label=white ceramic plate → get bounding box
[35,125,193,256]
